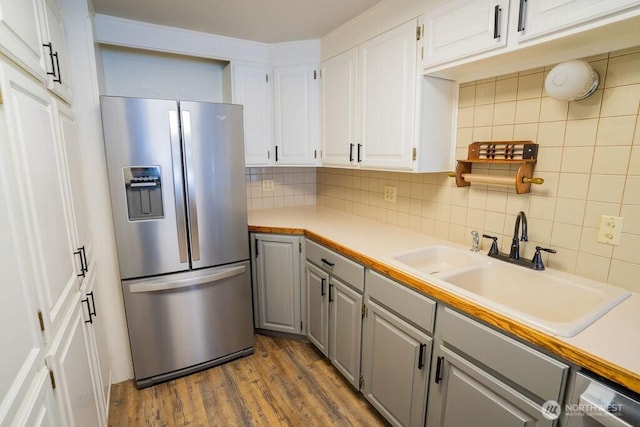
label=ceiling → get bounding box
[91,0,384,44]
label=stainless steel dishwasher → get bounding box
[565,371,640,426]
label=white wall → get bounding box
[101,46,227,101]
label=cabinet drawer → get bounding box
[439,307,568,402]
[365,269,436,334]
[306,240,364,292]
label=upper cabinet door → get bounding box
[518,0,640,42]
[0,61,82,337]
[273,64,318,166]
[0,0,47,80]
[41,0,72,102]
[320,48,358,167]
[231,63,272,166]
[424,0,509,66]
[359,19,418,171]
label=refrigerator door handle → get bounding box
[181,110,201,261]
[128,265,246,293]
[169,110,189,264]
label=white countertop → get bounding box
[248,205,640,392]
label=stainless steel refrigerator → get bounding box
[100,96,254,388]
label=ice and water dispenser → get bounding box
[123,166,164,221]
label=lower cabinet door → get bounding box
[329,277,362,389]
[12,367,61,426]
[426,345,554,427]
[305,262,329,355]
[46,297,103,427]
[362,299,431,427]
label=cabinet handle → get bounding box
[493,5,501,39]
[82,297,93,324]
[434,356,444,383]
[329,283,334,303]
[275,145,279,162]
[74,248,86,277]
[52,52,61,84]
[87,291,96,316]
[320,258,335,268]
[418,343,426,369]
[80,246,88,273]
[517,0,527,32]
[357,144,362,163]
[349,143,354,162]
[43,43,56,78]
[321,277,326,296]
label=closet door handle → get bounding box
[74,248,86,277]
[493,5,501,39]
[52,52,61,83]
[349,143,354,162]
[43,43,56,78]
[357,144,362,163]
[82,297,93,324]
[80,246,88,273]
[275,145,279,162]
[329,283,334,303]
[321,278,326,296]
[87,291,96,317]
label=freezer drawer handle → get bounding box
[129,265,246,293]
[579,394,633,427]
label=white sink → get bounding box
[386,245,490,275]
[386,245,630,337]
[438,263,630,337]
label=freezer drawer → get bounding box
[122,261,254,387]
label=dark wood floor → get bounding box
[108,334,388,426]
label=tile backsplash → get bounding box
[317,47,640,292]
[245,167,316,210]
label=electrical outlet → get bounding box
[597,215,623,245]
[383,185,397,203]
[262,179,274,192]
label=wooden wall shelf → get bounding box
[449,141,543,194]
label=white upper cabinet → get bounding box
[320,18,456,172]
[320,47,358,167]
[228,63,272,166]
[424,0,509,67]
[423,0,640,80]
[273,64,318,165]
[359,19,418,171]
[228,62,318,167]
[0,0,47,80]
[41,0,72,102]
[518,0,640,42]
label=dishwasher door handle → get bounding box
[129,265,246,293]
[579,394,634,427]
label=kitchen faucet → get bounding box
[509,211,528,260]
[482,211,556,271]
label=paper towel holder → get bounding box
[448,141,543,194]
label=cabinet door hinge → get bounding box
[421,46,424,60]
[0,88,3,104]
[37,310,45,332]
[313,70,317,80]
[416,25,422,40]
[412,147,417,161]
[361,303,368,318]
[359,374,364,389]
[49,369,56,390]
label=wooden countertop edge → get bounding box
[249,224,640,393]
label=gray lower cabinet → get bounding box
[305,261,329,355]
[362,270,435,427]
[329,276,363,388]
[426,306,569,427]
[305,239,365,389]
[251,233,303,334]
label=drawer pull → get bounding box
[418,343,426,370]
[435,356,444,383]
[321,258,335,268]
